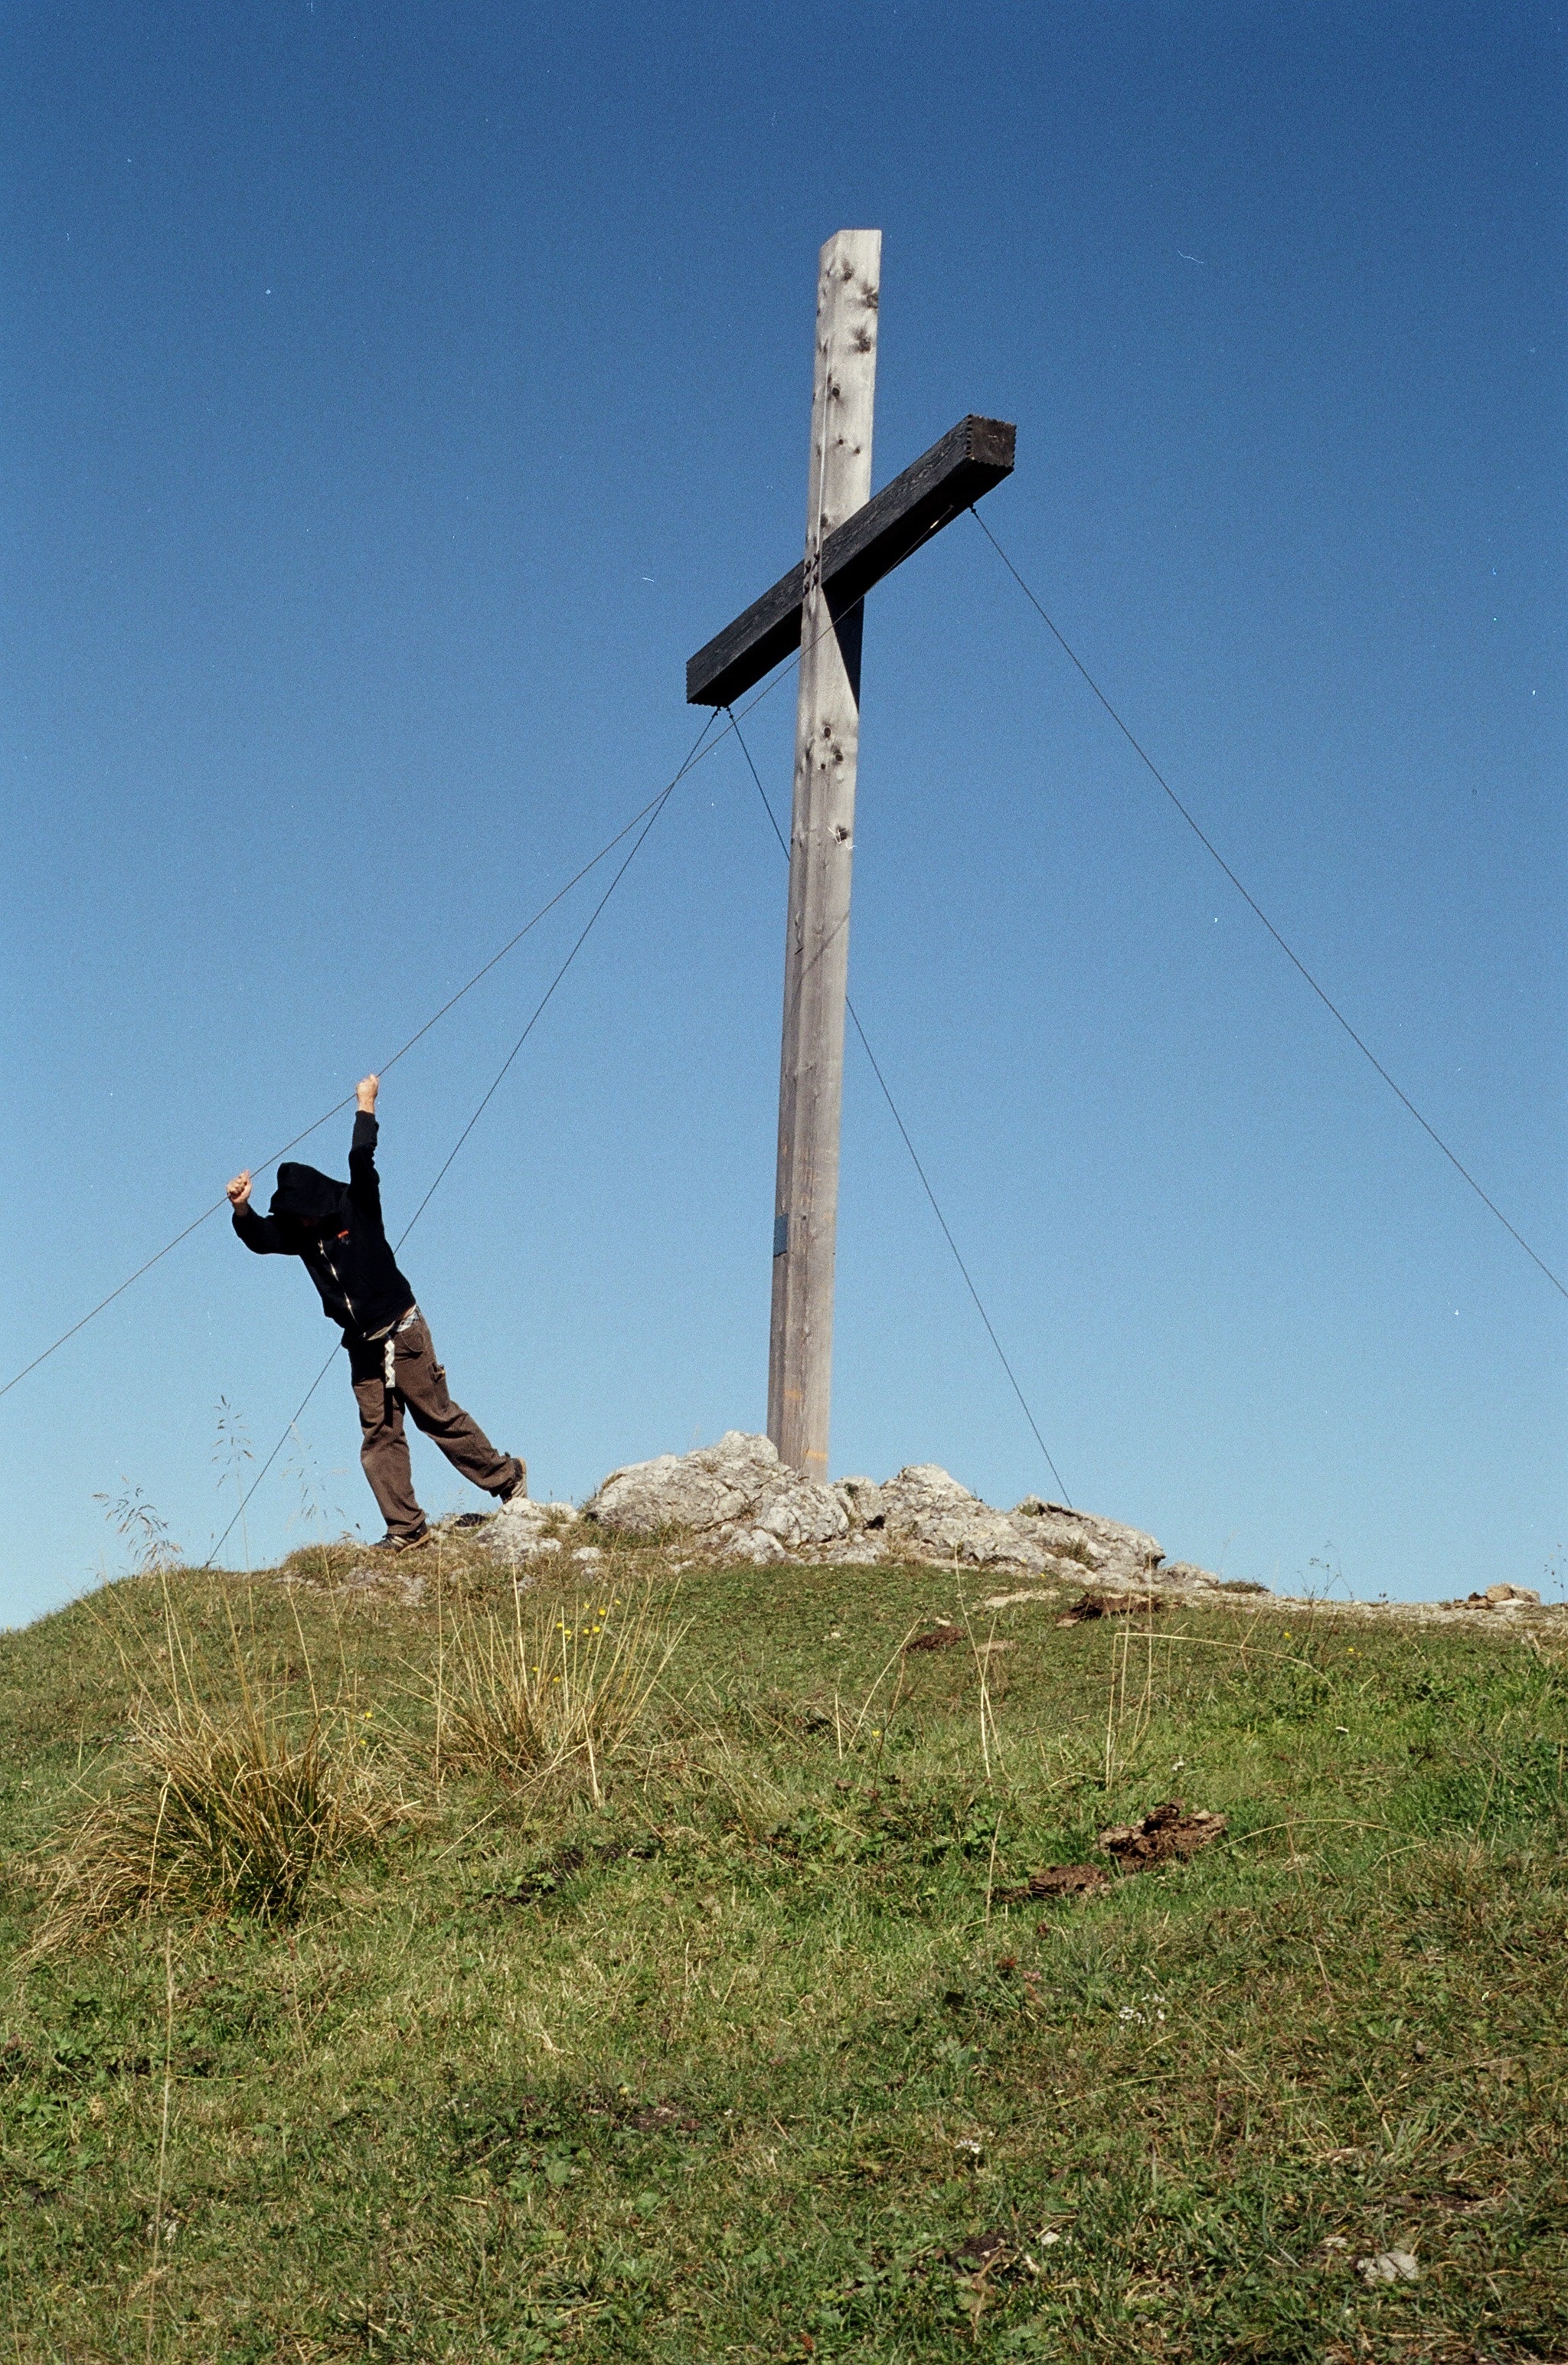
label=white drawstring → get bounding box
[382,1305,420,1393]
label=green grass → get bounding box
[2,1537,1566,2362]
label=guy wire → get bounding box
[726,704,1072,1504]
[2,731,704,1405]
[969,505,1568,1305]
[204,717,710,1566]
[6,589,872,1406]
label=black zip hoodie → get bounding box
[233,1113,416,1342]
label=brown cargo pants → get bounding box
[347,1309,521,1541]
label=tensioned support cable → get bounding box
[725,705,1071,1504]
[1,763,694,1406]
[204,1350,341,1571]
[5,599,877,1408]
[393,743,699,1244]
[969,506,1568,1307]
[5,689,808,1405]
[204,715,714,1566]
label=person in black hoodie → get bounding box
[227,1073,524,1548]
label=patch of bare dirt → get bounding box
[1096,1801,1227,1870]
[1056,1591,1164,1626]
[904,1620,965,1652]
[1000,1861,1112,1901]
[998,1801,1227,1909]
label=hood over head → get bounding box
[270,1163,350,1235]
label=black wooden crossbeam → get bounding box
[686,413,1015,708]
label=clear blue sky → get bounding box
[3,2,1563,1624]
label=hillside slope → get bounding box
[2,1533,1565,2362]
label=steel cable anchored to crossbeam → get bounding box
[965,505,1568,1306]
[4,530,936,1416]
[0,631,842,1410]
[683,222,1563,1512]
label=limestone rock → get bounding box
[1446,1582,1544,1612]
[581,1430,848,1553]
[1357,2249,1419,2286]
[878,1463,985,1533]
[751,1465,851,1549]
[835,1476,886,1527]
[1008,1497,1164,1584]
[727,1526,788,1565]
[865,1465,1162,1576]
[1153,1561,1224,1591]
[821,1532,889,1566]
[583,1430,782,1537]
[490,1430,1174,1587]
[485,1496,579,1564]
[867,1465,1044,1570]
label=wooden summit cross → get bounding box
[687,229,1014,1479]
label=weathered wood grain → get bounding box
[766,228,880,1478]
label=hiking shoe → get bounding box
[376,1524,429,1552]
[498,1458,528,1504]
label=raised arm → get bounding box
[227,1169,285,1253]
[348,1073,385,1236]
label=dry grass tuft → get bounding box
[33,1694,407,1949]
[31,1585,410,1949]
[435,1580,684,1801]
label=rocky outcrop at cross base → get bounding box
[484,1428,1197,1587]
[332,1430,1553,1626]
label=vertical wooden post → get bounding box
[767,228,881,1478]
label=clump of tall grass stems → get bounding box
[435,1579,685,1802]
[32,1580,410,1951]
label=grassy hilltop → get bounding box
[2,1533,1566,2363]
